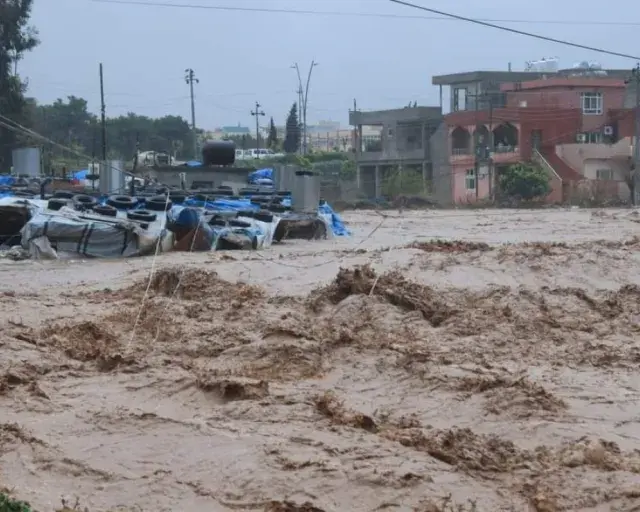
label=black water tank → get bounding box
[202,140,235,166]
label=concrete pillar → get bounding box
[375,165,381,198]
[422,161,428,195]
[356,164,362,190]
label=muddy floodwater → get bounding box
[1,208,640,512]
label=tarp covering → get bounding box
[248,168,273,184]
[180,196,349,236]
[0,175,15,186]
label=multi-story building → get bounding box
[430,65,635,204]
[349,106,442,197]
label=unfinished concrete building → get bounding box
[349,106,442,198]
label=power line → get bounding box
[389,0,640,61]
[90,0,640,27]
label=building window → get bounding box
[581,92,603,115]
[453,88,467,112]
[596,169,612,180]
[465,169,476,190]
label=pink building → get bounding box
[501,77,627,138]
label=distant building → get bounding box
[208,124,252,140]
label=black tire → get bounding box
[48,198,69,211]
[238,188,255,196]
[85,173,100,181]
[250,197,270,205]
[251,235,259,250]
[276,191,291,197]
[53,190,75,199]
[209,217,227,227]
[170,194,186,205]
[107,195,137,209]
[254,211,274,223]
[73,194,97,207]
[217,185,233,190]
[213,189,234,196]
[268,204,287,213]
[192,194,210,202]
[229,219,251,228]
[236,210,255,218]
[127,210,157,222]
[146,195,173,211]
[93,204,118,217]
[12,191,35,198]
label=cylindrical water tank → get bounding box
[290,170,320,212]
[275,164,296,192]
[202,140,236,166]
[12,147,41,178]
[99,160,126,194]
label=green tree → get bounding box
[283,102,300,154]
[267,116,278,149]
[499,162,551,200]
[0,0,39,169]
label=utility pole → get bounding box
[99,63,107,161]
[185,68,199,160]
[251,102,265,151]
[291,61,318,155]
[632,64,640,206]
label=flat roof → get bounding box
[432,71,546,86]
[432,69,633,86]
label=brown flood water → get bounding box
[1,208,640,512]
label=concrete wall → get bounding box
[429,122,452,204]
[451,164,490,204]
[350,107,441,125]
[146,167,252,190]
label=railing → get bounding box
[493,145,518,154]
[451,147,470,156]
[532,149,561,181]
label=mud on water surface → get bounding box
[1,208,640,511]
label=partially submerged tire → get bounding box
[107,195,137,209]
[253,211,274,223]
[73,194,97,207]
[229,219,251,228]
[145,195,173,211]
[209,217,227,227]
[127,209,157,222]
[93,204,118,217]
[236,210,255,218]
[268,204,286,213]
[48,198,69,211]
[52,190,75,199]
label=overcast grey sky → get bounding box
[19,0,640,129]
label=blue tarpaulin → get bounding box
[72,169,89,180]
[248,168,273,184]
[0,176,15,186]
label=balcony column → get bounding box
[375,165,381,198]
[422,161,428,194]
[356,164,362,190]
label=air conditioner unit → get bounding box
[603,125,614,136]
[576,133,587,143]
[519,100,528,108]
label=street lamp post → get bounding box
[291,61,318,155]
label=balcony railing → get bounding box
[451,147,470,156]
[493,145,518,154]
